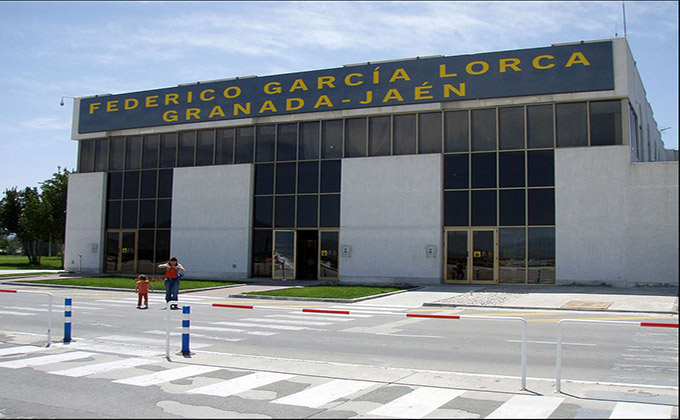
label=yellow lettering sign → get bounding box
[208,105,225,118]
[234,103,251,116]
[165,93,179,105]
[199,89,215,101]
[565,52,590,67]
[443,83,466,98]
[389,68,411,82]
[264,82,282,95]
[466,61,489,75]
[106,100,119,112]
[289,79,308,92]
[439,64,457,78]
[314,95,334,108]
[532,55,555,69]
[223,86,241,99]
[500,58,521,73]
[317,76,336,90]
[259,100,277,113]
[286,98,304,111]
[163,110,178,122]
[186,108,201,120]
[344,73,363,86]
[382,88,404,103]
[88,102,101,114]
[145,95,159,108]
[124,98,138,110]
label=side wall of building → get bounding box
[64,172,106,273]
[170,164,253,280]
[339,154,443,286]
[555,145,678,286]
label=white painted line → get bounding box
[113,364,221,386]
[187,372,294,397]
[239,317,332,326]
[212,321,319,331]
[189,325,276,336]
[53,340,163,357]
[95,335,212,349]
[487,395,564,419]
[271,379,378,408]
[331,309,402,315]
[0,351,94,369]
[0,310,35,316]
[144,330,246,342]
[270,314,357,322]
[49,357,158,377]
[366,387,465,418]
[506,339,596,346]
[609,402,673,419]
[3,306,49,312]
[333,304,413,309]
[0,346,51,356]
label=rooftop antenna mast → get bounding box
[622,0,627,38]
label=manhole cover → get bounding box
[561,300,613,310]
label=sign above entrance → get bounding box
[77,41,614,134]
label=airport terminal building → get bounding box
[64,38,678,287]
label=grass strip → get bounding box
[14,276,237,291]
[0,272,54,278]
[0,256,63,270]
[244,285,402,299]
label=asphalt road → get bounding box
[0,287,678,418]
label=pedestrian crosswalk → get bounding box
[0,344,675,419]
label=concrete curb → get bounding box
[228,287,413,303]
[424,302,679,315]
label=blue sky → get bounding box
[0,1,677,194]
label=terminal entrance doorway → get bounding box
[105,230,137,273]
[271,230,339,280]
[444,229,498,284]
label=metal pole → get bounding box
[181,306,191,356]
[63,297,72,343]
[165,300,178,360]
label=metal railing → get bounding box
[0,289,53,346]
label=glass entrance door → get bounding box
[273,230,295,280]
[105,230,138,273]
[445,229,497,284]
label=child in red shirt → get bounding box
[135,274,153,309]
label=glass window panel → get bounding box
[320,160,341,193]
[444,154,469,190]
[471,152,496,189]
[527,150,554,187]
[527,104,554,148]
[556,102,587,147]
[275,162,296,195]
[137,230,155,274]
[157,169,173,198]
[139,200,156,229]
[255,164,274,195]
[256,124,276,162]
[445,110,469,152]
[590,100,622,146]
[499,189,525,226]
[471,190,496,226]
[105,232,118,272]
[393,114,416,155]
[123,171,139,199]
[121,200,138,228]
[155,230,171,271]
[499,151,525,188]
[444,191,469,226]
[275,195,295,228]
[528,188,555,225]
[106,201,121,229]
[125,136,142,170]
[235,126,255,163]
[446,231,468,281]
[320,231,339,279]
[320,194,340,227]
[296,195,318,228]
[215,128,234,165]
[140,170,157,199]
[369,116,390,157]
[156,199,172,228]
[471,108,497,151]
[277,123,298,162]
[299,121,320,160]
[109,136,125,170]
[254,196,273,228]
[297,161,319,194]
[418,112,442,154]
[499,228,526,284]
[142,135,159,169]
[78,140,94,173]
[94,139,109,171]
[345,117,367,158]
[177,131,196,167]
[528,227,555,284]
[107,172,123,199]
[322,120,343,158]
[499,107,525,150]
[196,130,215,166]
[160,133,177,168]
[252,230,273,277]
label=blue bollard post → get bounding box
[63,298,72,343]
[181,305,191,356]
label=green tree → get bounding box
[19,187,51,265]
[40,167,70,266]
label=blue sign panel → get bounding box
[78,41,613,134]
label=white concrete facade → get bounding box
[339,154,443,286]
[63,172,107,273]
[555,145,678,286]
[170,164,253,280]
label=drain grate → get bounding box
[561,300,613,310]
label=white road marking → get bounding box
[271,379,378,408]
[0,351,94,369]
[49,357,158,377]
[0,346,51,356]
[486,395,563,419]
[113,365,222,386]
[189,325,276,336]
[507,339,596,346]
[0,310,36,316]
[609,402,673,418]
[212,321,319,331]
[269,314,357,322]
[187,371,294,397]
[239,317,332,326]
[366,387,465,418]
